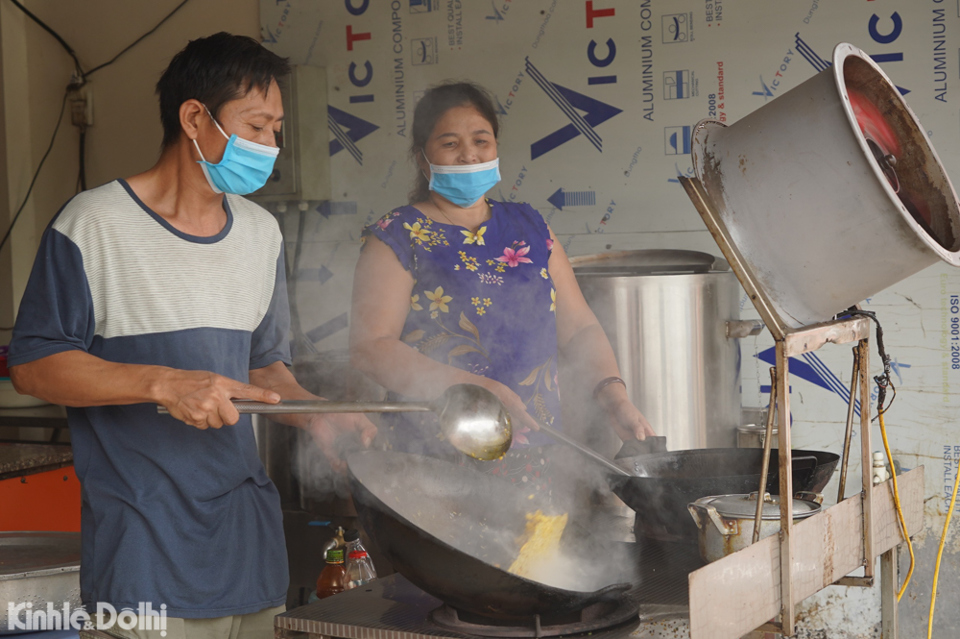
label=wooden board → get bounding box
[688,467,924,639]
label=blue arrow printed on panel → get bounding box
[306,313,350,344]
[547,188,597,210]
[317,201,358,218]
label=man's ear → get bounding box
[180,99,206,141]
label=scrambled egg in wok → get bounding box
[507,510,569,579]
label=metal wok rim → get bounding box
[611,447,840,479]
[346,449,631,599]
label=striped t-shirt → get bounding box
[9,179,290,617]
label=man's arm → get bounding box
[249,361,377,471]
[10,351,280,429]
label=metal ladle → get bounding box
[536,422,632,477]
[157,383,512,461]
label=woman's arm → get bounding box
[349,235,539,430]
[548,227,655,440]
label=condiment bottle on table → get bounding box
[343,529,377,589]
[316,548,347,598]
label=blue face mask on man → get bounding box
[426,155,501,207]
[193,106,279,195]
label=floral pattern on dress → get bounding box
[497,241,534,267]
[461,226,486,245]
[363,200,560,451]
[398,216,449,251]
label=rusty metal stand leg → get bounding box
[860,339,875,581]
[837,347,861,503]
[776,342,795,636]
[881,547,899,639]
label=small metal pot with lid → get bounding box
[688,492,822,563]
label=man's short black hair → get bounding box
[156,32,291,148]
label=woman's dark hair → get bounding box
[156,32,291,148]
[409,81,500,204]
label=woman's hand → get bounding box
[595,382,655,441]
[305,413,378,473]
[606,397,656,441]
[475,377,541,434]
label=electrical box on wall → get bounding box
[251,65,330,202]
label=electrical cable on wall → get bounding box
[842,309,916,601]
[0,0,192,260]
[0,90,68,260]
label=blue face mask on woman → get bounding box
[193,106,279,195]
[427,156,501,207]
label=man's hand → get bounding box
[159,370,280,430]
[305,412,378,472]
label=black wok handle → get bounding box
[792,454,819,487]
[768,455,819,491]
[792,455,819,473]
[615,436,667,459]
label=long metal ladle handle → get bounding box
[157,400,433,415]
[537,421,631,477]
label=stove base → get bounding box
[428,595,640,638]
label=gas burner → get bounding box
[428,595,640,638]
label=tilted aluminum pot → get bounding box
[688,492,822,563]
[691,42,960,328]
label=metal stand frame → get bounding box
[679,177,887,637]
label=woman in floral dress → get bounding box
[350,82,653,490]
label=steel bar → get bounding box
[775,342,796,635]
[537,422,631,477]
[782,316,872,357]
[838,347,861,503]
[159,400,433,415]
[678,176,786,341]
[726,319,765,339]
[753,367,778,543]
[859,339,876,579]
[881,548,899,639]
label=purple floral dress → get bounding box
[362,200,562,487]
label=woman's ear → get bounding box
[416,148,431,178]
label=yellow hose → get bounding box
[928,436,960,638]
[877,410,914,601]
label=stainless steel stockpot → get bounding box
[688,492,821,563]
[573,250,752,451]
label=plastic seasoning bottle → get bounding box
[343,529,377,589]
[316,548,347,599]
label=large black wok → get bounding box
[347,450,636,620]
[609,448,839,541]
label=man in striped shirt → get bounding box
[9,33,375,639]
